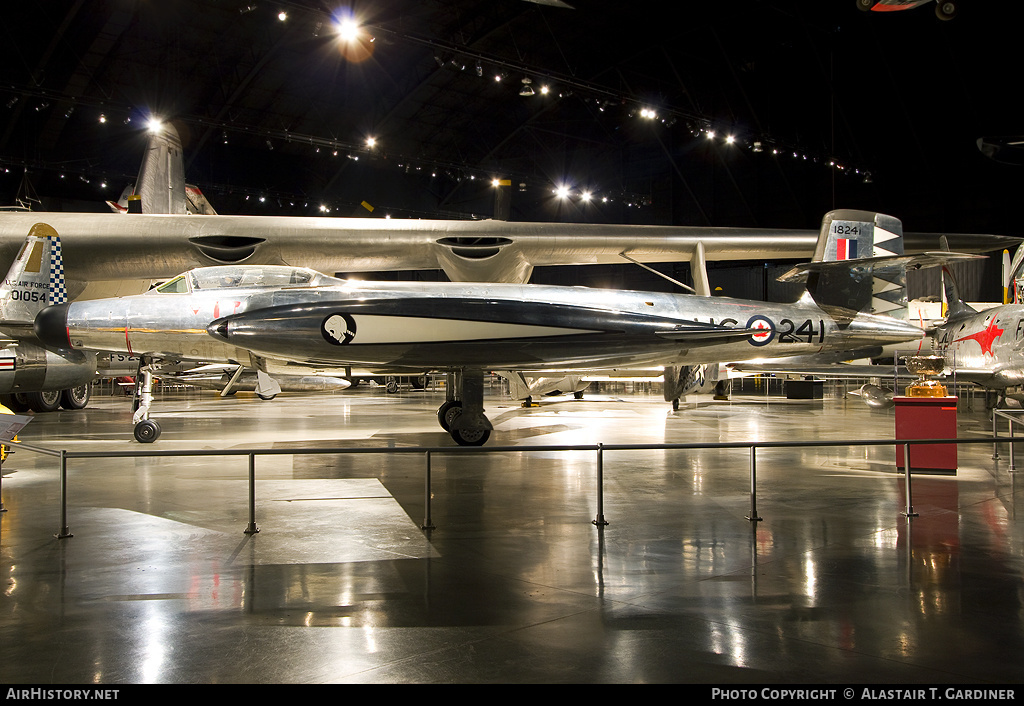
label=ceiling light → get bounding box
[277,11,287,22]
[337,18,360,42]
[519,78,535,97]
[366,137,376,148]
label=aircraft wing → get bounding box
[0,212,1015,297]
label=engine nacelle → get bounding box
[0,344,97,394]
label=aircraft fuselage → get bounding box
[38,271,924,372]
[933,305,1024,388]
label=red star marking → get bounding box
[954,318,1004,356]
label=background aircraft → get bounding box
[857,0,958,21]
[931,265,1024,404]
[36,210,972,445]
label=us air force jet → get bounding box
[33,210,977,445]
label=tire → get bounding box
[386,376,399,394]
[256,393,277,400]
[60,384,92,410]
[24,390,62,413]
[0,394,27,413]
[437,400,461,431]
[450,426,490,446]
[133,419,162,443]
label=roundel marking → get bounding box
[322,313,357,345]
[746,315,775,347]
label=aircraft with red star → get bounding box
[933,267,1024,399]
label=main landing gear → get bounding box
[435,370,493,446]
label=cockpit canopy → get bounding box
[153,265,326,294]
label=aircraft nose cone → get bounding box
[207,319,230,342]
[35,304,72,348]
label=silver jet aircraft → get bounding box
[34,209,970,445]
[930,254,1024,404]
[0,123,1014,414]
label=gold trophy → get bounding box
[903,355,948,397]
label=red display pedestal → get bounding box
[894,396,958,475]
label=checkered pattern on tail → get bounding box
[47,237,67,305]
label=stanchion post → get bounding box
[56,449,72,538]
[902,442,918,518]
[422,450,435,530]
[244,452,259,535]
[1010,419,1017,472]
[0,447,6,513]
[592,444,608,527]
[993,411,1000,460]
[746,445,763,522]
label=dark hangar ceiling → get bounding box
[1,1,1022,236]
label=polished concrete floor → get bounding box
[1,378,1022,684]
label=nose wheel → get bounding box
[133,419,162,443]
[131,360,162,443]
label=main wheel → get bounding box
[0,394,27,413]
[133,419,162,443]
[437,400,461,431]
[60,384,92,410]
[450,426,490,446]
[24,390,62,413]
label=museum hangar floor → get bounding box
[1,379,1022,684]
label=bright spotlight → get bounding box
[706,130,716,140]
[146,117,164,133]
[554,185,571,199]
[581,191,592,202]
[725,134,735,144]
[365,137,377,148]
[337,18,360,41]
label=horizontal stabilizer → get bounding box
[777,251,984,284]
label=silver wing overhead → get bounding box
[0,212,1015,297]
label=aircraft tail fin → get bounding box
[782,210,981,316]
[133,123,188,215]
[127,123,218,215]
[941,266,978,321]
[0,223,67,324]
[810,209,906,317]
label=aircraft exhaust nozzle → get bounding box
[842,314,924,346]
[35,303,72,348]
